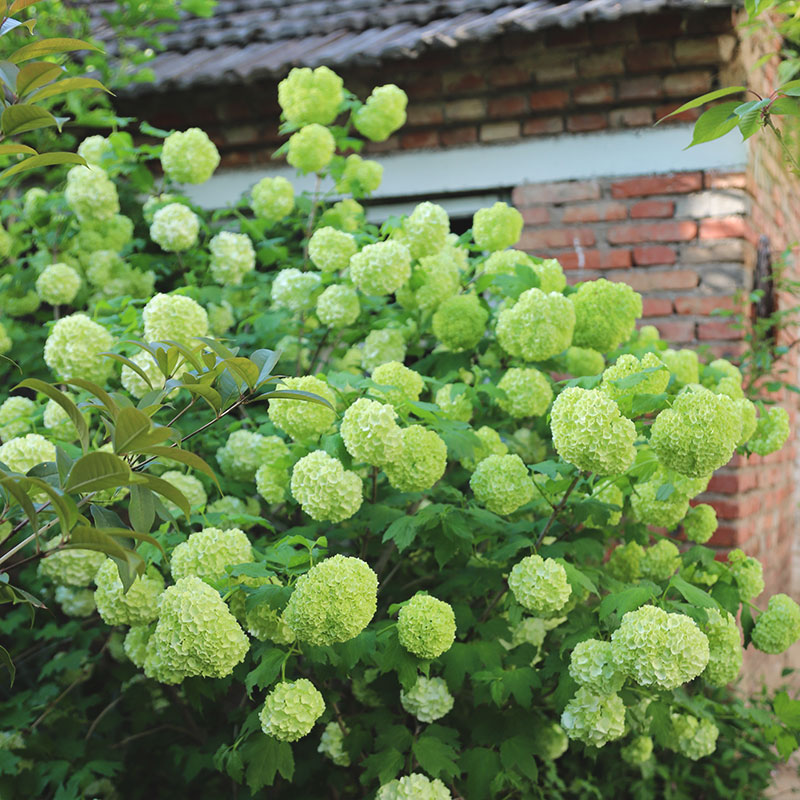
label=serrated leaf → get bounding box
[65,451,131,494]
[460,747,500,800]
[598,585,655,621]
[500,736,538,782]
[244,648,285,696]
[381,514,422,552]
[16,378,89,453]
[412,735,461,781]
[775,691,800,729]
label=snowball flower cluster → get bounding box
[336,153,383,196]
[630,478,689,530]
[397,249,460,311]
[149,203,201,252]
[497,367,553,418]
[751,594,800,654]
[472,201,523,251]
[371,361,424,407]
[291,451,363,522]
[670,714,719,760]
[43,313,115,384]
[341,397,404,466]
[400,676,454,723]
[161,471,207,514]
[143,293,208,344]
[611,605,709,690]
[353,84,408,142]
[65,166,119,221]
[606,541,644,582]
[278,66,343,125]
[569,639,625,695]
[55,586,95,618]
[470,453,533,515]
[144,575,249,684]
[216,430,288,482]
[349,240,411,296]
[36,263,81,306]
[38,540,105,587]
[318,721,350,766]
[684,503,718,544]
[287,123,336,173]
[702,608,742,686]
[434,383,472,422]
[397,593,456,659]
[571,279,642,352]
[749,406,790,455]
[94,560,164,626]
[308,226,357,272]
[462,425,508,470]
[432,294,487,351]
[600,352,669,401]
[77,134,112,166]
[268,376,336,442]
[208,231,255,285]
[550,387,636,475]
[0,396,33,442]
[728,549,764,600]
[0,433,55,475]
[160,128,220,184]
[384,425,447,493]
[566,346,605,377]
[362,328,407,371]
[250,175,294,222]
[561,687,626,748]
[316,284,361,328]
[255,460,290,505]
[508,555,571,614]
[376,774,451,800]
[284,555,378,646]
[640,540,681,581]
[271,267,321,311]
[260,679,325,742]
[123,626,152,668]
[650,385,740,477]
[662,348,700,386]
[398,202,450,259]
[0,322,10,355]
[622,736,653,765]
[496,288,575,361]
[170,527,253,582]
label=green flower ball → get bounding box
[208,231,255,286]
[43,313,115,384]
[496,288,575,361]
[472,202,523,251]
[268,376,336,443]
[340,397,404,467]
[728,549,764,601]
[142,293,208,344]
[383,425,447,493]
[0,396,34,443]
[432,294,488,352]
[260,679,325,742]
[751,594,800,654]
[251,176,295,222]
[216,430,289,482]
[65,166,119,222]
[353,84,407,142]
[278,66,344,125]
[308,226,357,272]
[287,124,336,174]
[160,128,220,184]
[371,361,424,408]
[508,554,571,614]
[470,453,533,515]
[571,279,642,352]
[397,593,456,659]
[290,450,363,522]
[149,203,200,252]
[350,240,412,296]
[565,346,605,377]
[335,153,382,196]
[569,639,626,694]
[561,687,626,748]
[702,608,742,686]
[93,560,164,627]
[36,263,81,306]
[684,503,718,544]
[170,526,253,583]
[497,367,553,418]
[748,406,790,456]
[400,676,454,723]
[639,539,681,581]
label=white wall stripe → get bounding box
[182,124,748,210]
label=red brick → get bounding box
[697,320,744,340]
[401,130,440,149]
[611,172,703,198]
[443,71,486,93]
[642,297,673,316]
[519,227,597,249]
[529,89,569,110]
[637,12,685,40]
[711,494,762,520]
[534,55,578,84]
[573,83,615,105]
[674,296,737,315]
[699,217,749,239]
[657,320,696,342]
[630,200,675,219]
[567,113,607,132]
[664,70,713,97]
[623,269,699,291]
[557,249,632,269]
[592,19,638,45]
[406,103,445,126]
[514,180,601,205]
[579,48,625,77]
[632,245,678,266]
[522,116,564,136]
[705,172,747,189]
[522,207,551,225]
[562,201,628,223]
[709,524,745,548]
[674,37,722,66]
[546,25,590,47]
[618,76,664,102]
[609,107,654,128]
[404,76,442,99]
[440,126,478,146]
[489,64,531,88]
[626,43,673,73]
[488,95,527,118]
[607,221,697,244]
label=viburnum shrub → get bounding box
[0,65,799,800]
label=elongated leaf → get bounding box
[66,526,144,591]
[134,445,219,486]
[63,378,119,419]
[129,485,155,533]
[670,575,717,608]
[112,407,153,453]
[260,389,334,408]
[657,86,747,122]
[16,61,62,96]
[0,142,36,155]
[73,524,164,556]
[64,451,131,494]
[222,357,259,389]
[687,101,740,147]
[0,60,18,89]
[0,645,14,687]
[0,151,84,181]
[134,473,190,518]
[180,382,221,412]
[23,477,78,536]
[9,0,48,14]
[770,97,800,116]
[160,339,204,371]
[16,378,89,453]
[0,475,37,536]
[27,76,109,103]
[778,78,800,96]
[8,37,102,64]
[1,103,59,136]
[102,352,154,390]
[195,336,238,360]
[250,348,280,387]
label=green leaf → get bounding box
[16,378,89,453]
[647,700,673,747]
[460,747,500,800]
[741,603,755,647]
[775,691,800,729]
[687,101,740,147]
[500,736,538,783]
[102,353,154,390]
[556,559,598,596]
[8,37,102,64]
[133,473,190,518]
[180,382,222,412]
[250,348,280,387]
[260,389,334,410]
[129,485,155,533]
[23,477,78,536]
[15,61,63,96]
[27,77,109,103]
[382,514,422,552]
[657,86,747,121]
[63,378,119,419]
[112,407,154,453]
[244,648,285,696]
[598,585,655,621]
[670,575,717,608]
[655,481,675,501]
[243,735,293,791]
[0,150,85,181]
[777,78,800,96]
[0,142,36,155]
[9,0,49,14]
[735,98,769,140]
[0,645,14,687]
[1,104,60,136]
[64,451,131,494]
[0,475,37,535]
[0,60,18,89]
[361,747,404,785]
[412,735,461,781]
[135,445,218,487]
[66,526,144,591]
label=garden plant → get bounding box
[1,16,800,800]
